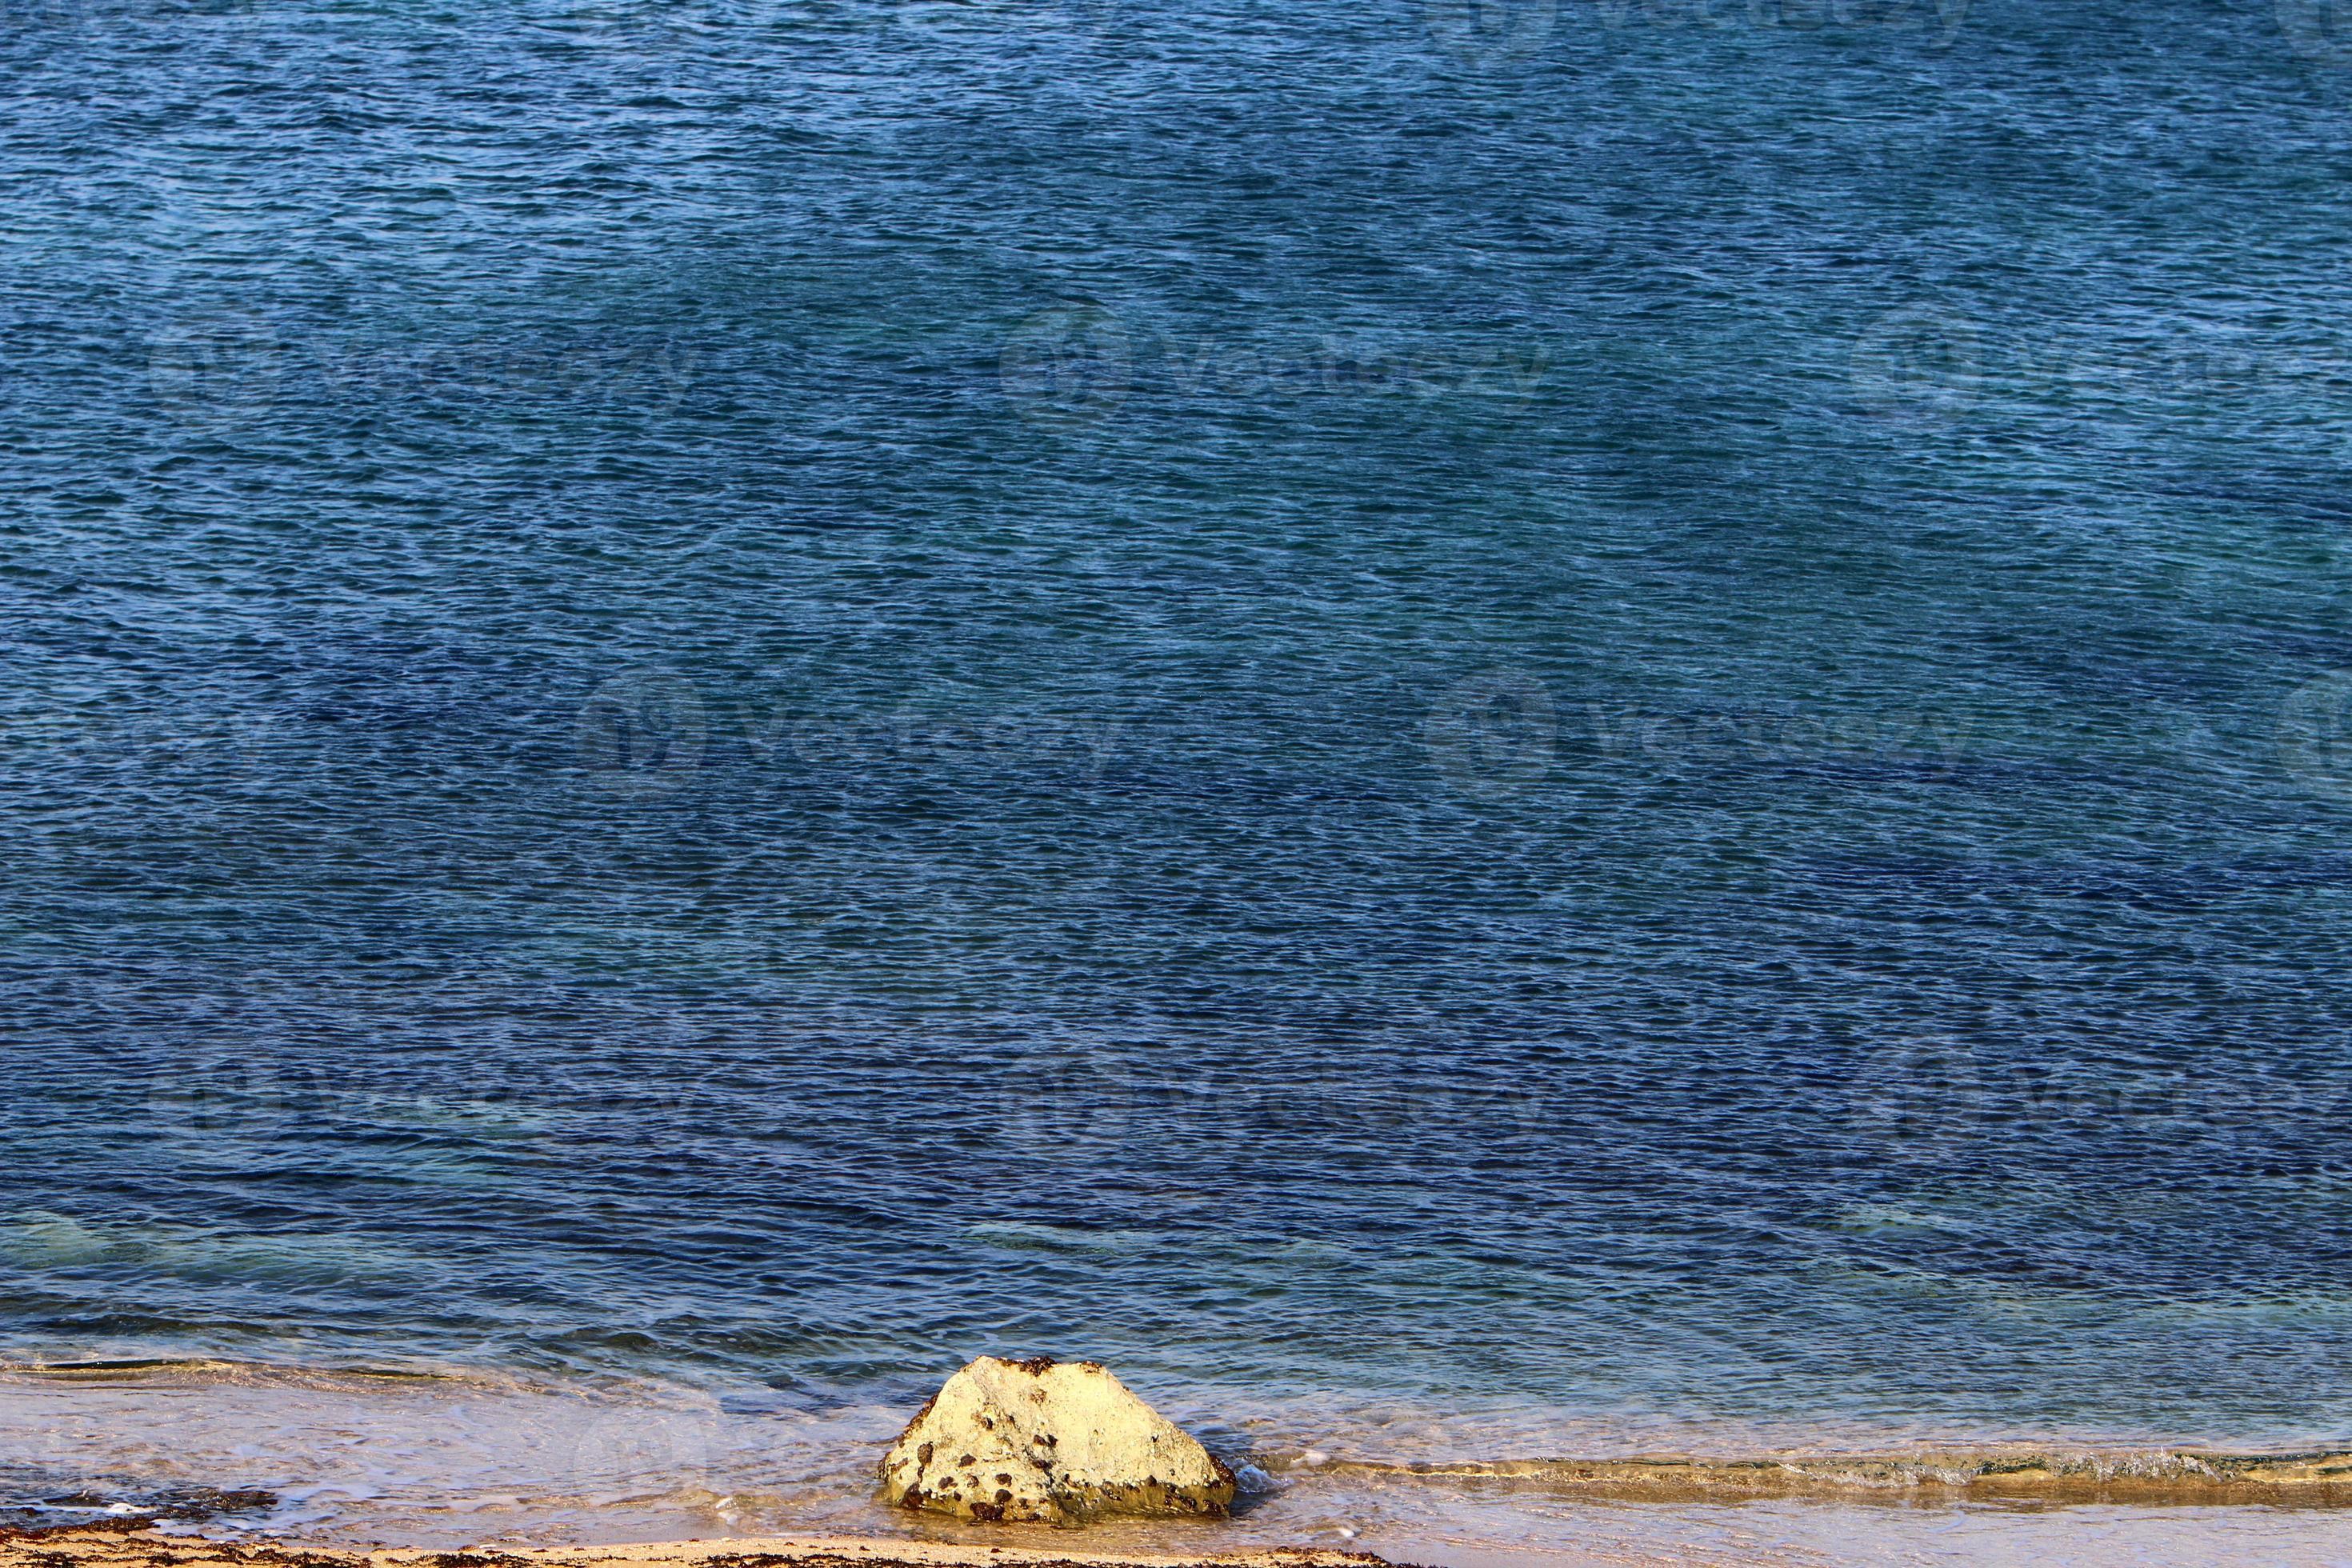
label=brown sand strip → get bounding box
[1317,1447,2352,1503]
[0,1530,1402,1568]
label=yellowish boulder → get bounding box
[879,1356,1237,1523]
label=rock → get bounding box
[879,1355,1237,1524]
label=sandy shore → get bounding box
[0,1532,1400,1568]
[16,1450,2352,1568]
[10,1448,2352,1568]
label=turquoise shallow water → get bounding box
[7,0,2352,1538]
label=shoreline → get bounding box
[14,1449,2352,1568]
[1303,1445,2352,1502]
[0,1532,1402,1568]
[13,1442,2352,1540]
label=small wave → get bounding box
[962,1222,1164,1254]
[0,1356,539,1394]
[0,1485,281,1533]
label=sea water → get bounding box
[6,0,2352,1561]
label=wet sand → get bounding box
[0,1531,1398,1568]
[1310,1445,2352,1502]
[14,1447,2352,1568]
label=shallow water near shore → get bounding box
[6,1362,2352,1566]
[9,0,2352,1559]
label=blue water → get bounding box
[8,0,2352,1522]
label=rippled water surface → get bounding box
[7,0,2352,1555]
